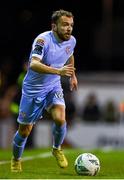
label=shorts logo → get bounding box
[55,92,63,99]
[19,112,26,118]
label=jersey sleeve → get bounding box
[31,37,47,60]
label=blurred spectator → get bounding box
[81,93,101,122]
[0,85,17,149]
[62,78,76,127]
[102,99,119,123]
[65,92,76,127]
[11,60,28,119]
[0,71,1,88]
[0,57,13,95]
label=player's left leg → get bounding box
[49,105,68,168]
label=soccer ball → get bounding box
[74,153,100,176]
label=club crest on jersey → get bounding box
[36,38,45,47]
[65,46,71,54]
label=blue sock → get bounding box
[52,122,67,148]
[12,131,27,159]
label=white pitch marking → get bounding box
[0,152,52,165]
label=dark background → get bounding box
[1,0,124,85]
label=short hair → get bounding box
[51,9,74,24]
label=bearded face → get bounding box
[52,16,74,41]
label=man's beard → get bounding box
[57,31,71,41]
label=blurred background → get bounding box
[1,0,124,150]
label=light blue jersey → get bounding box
[18,31,76,124]
[22,31,76,96]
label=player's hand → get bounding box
[58,64,75,77]
[69,75,78,91]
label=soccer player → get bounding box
[11,9,78,172]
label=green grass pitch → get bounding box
[0,148,124,179]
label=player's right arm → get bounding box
[30,36,75,76]
[30,56,75,77]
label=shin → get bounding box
[12,124,33,160]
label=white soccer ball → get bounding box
[74,153,100,176]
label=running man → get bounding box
[11,9,78,172]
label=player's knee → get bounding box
[55,118,66,126]
[19,130,30,138]
[50,105,65,122]
[19,124,33,138]
[52,111,65,125]
[53,112,66,125]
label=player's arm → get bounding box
[30,56,75,77]
[67,55,78,91]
